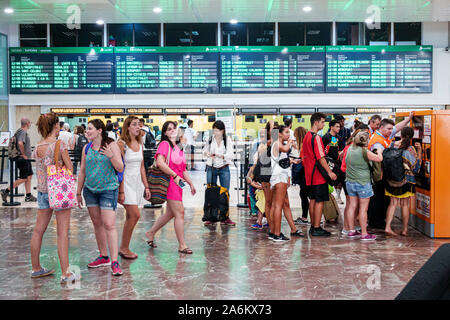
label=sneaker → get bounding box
[360,234,377,241]
[310,227,331,237]
[341,229,350,235]
[251,223,263,230]
[347,231,362,238]
[295,217,310,225]
[204,221,216,226]
[272,233,290,242]
[60,272,81,284]
[263,223,269,228]
[111,261,123,276]
[25,194,37,202]
[221,219,236,226]
[261,218,267,225]
[1,189,8,202]
[268,232,275,240]
[87,255,111,268]
[31,267,55,278]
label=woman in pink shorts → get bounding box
[145,121,196,254]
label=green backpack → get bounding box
[362,148,383,184]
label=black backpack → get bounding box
[144,131,156,149]
[74,134,89,160]
[202,184,230,222]
[311,133,340,186]
[253,145,272,183]
[382,145,406,184]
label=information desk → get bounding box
[9,47,114,94]
[114,47,219,93]
[326,46,432,93]
[220,46,325,93]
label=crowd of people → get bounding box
[0,110,422,283]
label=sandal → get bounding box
[144,238,158,248]
[290,230,305,237]
[119,252,138,260]
[178,247,193,254]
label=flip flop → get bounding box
[290,230,305,237]
[178,247,193,254]
[119,252,138,260]
[144,238,158,248]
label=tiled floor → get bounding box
[1,170,449,300]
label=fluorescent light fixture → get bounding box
[4,7,14,14]
[230,19,238,24]
[96,19,104,25]
[303,6,312,12]
[153,7,162,13]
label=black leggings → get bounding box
[298,167,310,219]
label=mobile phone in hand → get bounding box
[178,180,186,188]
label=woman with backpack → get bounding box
[76,119,124,276]
[117,116,151,260]
[144,121,196,254]
[384,127,422,236]
[345,131,383,241]
[73,126,88,175]
[203,120,236,226]
[31,113,76,283]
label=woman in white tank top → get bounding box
[118,116,151,259]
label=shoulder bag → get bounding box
[147,143,172,204]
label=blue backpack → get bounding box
[84,142,124,184]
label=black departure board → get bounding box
[114,47,219,93]
[0,34,7,97]
[326,46,432,93]
[220,46,325,93]
[9,47,114,94]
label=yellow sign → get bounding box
[127,108,163,114]
[357,108,393,113]
[166,108,201,114]
[89,108,125,114]
[51,108,87,114]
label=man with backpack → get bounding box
[73,126,89,175]
[366,111,414,229]
[1,118,37,203]
[302,112,338,237]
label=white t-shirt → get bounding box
[185,127,196,146]
[58,131,74,148]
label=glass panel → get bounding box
[221,23,247,46]
[279,23,305,46]
[165,23,216,46]
[134,23,160,46]
[305,22,331,45]
[50,24,77,47]
[78,23,103,47]
[337,22,360,45]
[108,24,133,46]
[365,22,391,45]
[394,22,421,45]
[20,24,47,39]
[248,23,274,46]
[20,39,47,47]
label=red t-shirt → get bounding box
[301,131,327,186]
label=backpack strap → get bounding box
[310,133,316,186]
[84,142,92,155]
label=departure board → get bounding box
[0,34,7,97]
[9,47,114,94]
[220,46,325,93]
[326,46,432,93]
[115,47,219,93]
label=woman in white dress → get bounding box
[118,116,151,259]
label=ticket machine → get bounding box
[395,110,450,238]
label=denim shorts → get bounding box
[346,181,374,199]
[83,188,118,211]
[37,192,63,212]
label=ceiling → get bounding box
[0,0,449,24]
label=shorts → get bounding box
[307,183,329,202]
[270,172,289,189]
[346,181,374,199]
[37,192,63,211]
[83,187,118,211]
[16,158,33,179]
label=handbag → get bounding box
[47,140,77,210]
[147,143,172,204]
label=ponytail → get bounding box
[37,112,59,138]
[399,127,414,150]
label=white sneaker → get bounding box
[60,272,81,284]
[341,229,349,235]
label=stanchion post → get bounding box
[13,158,25,197]
[237,142,249,208]
[3,158,20,206]
[0,147,7,184]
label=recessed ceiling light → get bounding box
[230,19,238,24]
[96,19,104,25]
[153,7,162,13]
[303,6,312,12]
[4,8,14,14]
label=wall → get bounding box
[15,106,41,147]
[422,22,449,47]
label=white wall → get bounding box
[423,22,449,47]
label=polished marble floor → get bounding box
[1,169,450,300]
